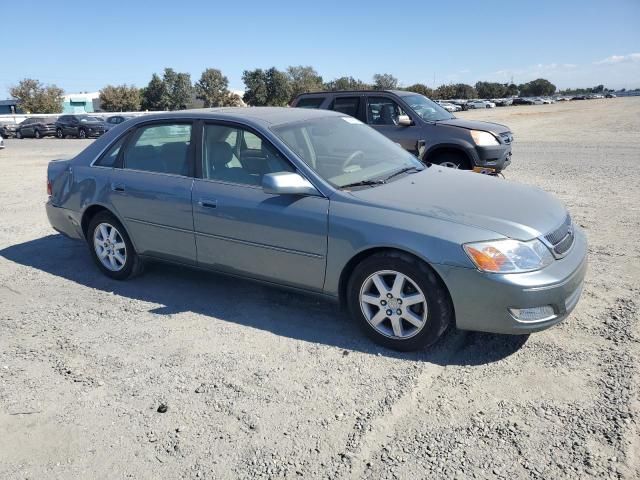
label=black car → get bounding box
[571,95,587,101]
[15,117,58,139]
[291,90,513,173]
[103,115,133,131]
[512,97,535,105]
[55,115,106,139]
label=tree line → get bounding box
[8,66,617,114]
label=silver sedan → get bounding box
[46,108,587,351]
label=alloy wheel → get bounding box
[440,161,460,169]
[93,223,127,272]
[359,270,428,339]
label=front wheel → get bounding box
[347,251,453,351]
[430,151,470,170]
[16,130,22,139]
[87,212,143,280]
[34,129,41,139]
[78,128,87,139]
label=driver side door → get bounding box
[365,95,419,154]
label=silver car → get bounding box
[46,108,587,351]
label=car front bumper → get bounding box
[471,143,512,172]
[433,227,588,334]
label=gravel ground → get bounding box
[0,98,638,479]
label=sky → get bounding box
[2,0,639,97]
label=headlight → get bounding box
[463,239,553,273]
[470,130,499,146]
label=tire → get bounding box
[34,129,41,139]
[346,251,453,351]
[56,128,63,139]
[16,130,22,139]
[78,128,87,139]
[87,211,143,280]
[430,151,470,170]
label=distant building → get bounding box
[62,92,101,113]
[0,99,22,114]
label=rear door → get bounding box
[109,121,197,264]
[365,95,419,153]
[192,121,329,291]
[329,95,366,122]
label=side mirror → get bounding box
[397,114,413,126]
[262,172,320,196]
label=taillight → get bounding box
[47,179,52,196]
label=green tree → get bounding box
[518,78,556,96]
[140,73,168,111]
[242,67,291,106]
[404,83,434,98]
[9,78,64,114]
[433,84,456,100]
[163,68,193,110]
[373,73,398,90]
[194,68,241,107]
[452,83,477,99]
[324,76,371,91]
[474,81,506,98]
[504,83,519,96]
[99,84,140,112]
[287,65,323,97]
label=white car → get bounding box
[439,102,461,112]
[466,100,495,109]
[0,134,5,149]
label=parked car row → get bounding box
[0,114,134,139]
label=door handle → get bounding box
[111,183,126,192]
[198,199,217,209]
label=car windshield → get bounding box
[402,94,454,121]
[271,116,424,188]
[78,116,101,122]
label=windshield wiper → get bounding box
[381,166,423,182]
[340,179,386,189]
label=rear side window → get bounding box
[295,97,325,109]
[95,135,128,167]
[123,123,192,176]
[331,97,360,117]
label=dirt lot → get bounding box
[1,98,639,480]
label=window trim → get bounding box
[365,94,410,126]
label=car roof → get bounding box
[294,89,414,98]
[129,107,344,127]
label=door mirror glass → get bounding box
[262,172,319,196]
[397,114,413,126]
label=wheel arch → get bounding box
[80,204,135,249]
[337,246,452,312]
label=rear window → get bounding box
[295,97,325,109]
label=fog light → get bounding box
[509,306,556,323]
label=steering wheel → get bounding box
[343,150,365,170]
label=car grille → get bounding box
[543,214,574,258]
[500,132,513,144]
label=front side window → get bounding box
[331,97,360,117]
[202,124,293,186]
[272,116,423,188]
[366,97,408,125]
[123,123,192,176]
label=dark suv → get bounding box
[15,117,58,139]
[55,115,106,139]
[291,90,513,173]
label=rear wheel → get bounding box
[34,129,41,139]
[78,128,87,139]
[347,251,452,351]
[16,130,22,139]
[87,211,143,280]
[56,128,64,139]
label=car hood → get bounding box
[437,117,510,134]
[345,167,566,240]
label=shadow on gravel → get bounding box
[1,234,528,365]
